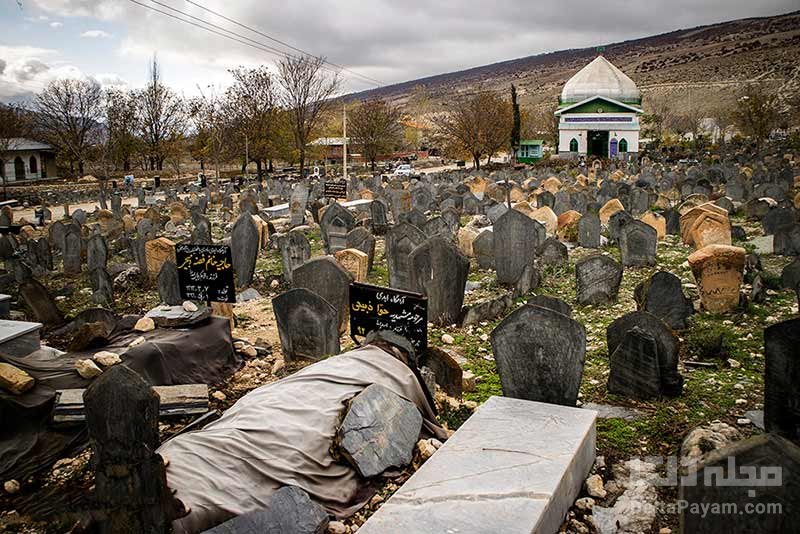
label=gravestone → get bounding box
[87,234,108,272]
[157,261,182,306]
[688,244,746,313]
[190,216,212,245]
[320,202,356,254]
[292,257,353,334]
[19,279,63,325]
[409,236,469,326]
[369,200,389,235]
[386,223,426,291]
[144,237,176,282]
[606,311,683,397]
[346,227,376,273]
[491,304,585,406]
[272,288,340,361]
[289,183,309,227]
[764,317,800,441]
[471,230,495,270]
[538,237,568,268]
[575,255,623,305]
[335,248,369,282]
[277,230,311,284]
[607,327,663,399]
[634,271,694,329]
[84,365,175,533]
[231,214,259,287]
[493,210,545,285]
[527,295,572,318]
[619,220,657,267]
[63,225,83,277]
[578,212,601,248]
[89,267,114,306]
[680,434,800,533]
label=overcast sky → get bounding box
[0,0,796,102]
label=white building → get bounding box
[0,138,57,181]
[555,56,643,159]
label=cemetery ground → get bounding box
[2,202,796,533]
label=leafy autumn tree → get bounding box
[732,83,781,153]
[277,55,340,176]
[436,92,511,170]
[348,99,403,171]
[35,78,103,176]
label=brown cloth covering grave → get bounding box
[161,344,447,534]
[0,317,240,482]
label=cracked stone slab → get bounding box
[337,383,423,478]
[359,396,597,534]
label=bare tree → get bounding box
[0,103,32,198]
[641,93,674,145]
[35,78,103,176]
[732,83,781,153]
[105,88,140,172]
[436,92,511,170]
[136,56,186,171]
[226,66,279,175]
[277,55,340,177]
[348,99,403,171]
[189,89,231,181]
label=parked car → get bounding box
[393,164,414,177]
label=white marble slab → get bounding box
[359,396,597,534]
[0,319,43,357]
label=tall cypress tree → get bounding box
[510,84,521,158]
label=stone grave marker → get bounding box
[578,211,601,248]
[277,230,311,284]
[386,223,426,291]
[493,209,545,285]
[688,244,746,313]
[231,214,259,287]
[346,227,376,273]
[619,219,657,267]
[491,304,585,406]
[575,255,623,305]
[634,271,693,329]
[272,287,340,361]
[409,236,469,326]
[764,317,800,441]
[292,257,353,334]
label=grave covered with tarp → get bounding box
[0,316,240,481]
[161,344,447,533]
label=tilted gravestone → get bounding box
[619,219,657,267]
[409,236,469,326]
[634,271,694,330]
[575,255,623,305]
[493,210,545,285]
[63,225,83,277]
[538,237,568,268]
[764,317,800,441]
[277,230,311,284]
[89,267,114,307]
[386,223,426,291]
[527,294,572,318]
[19,278,63,325]
[190,216,212,245]
[292,257,353,334]
[320,202,356,254]
[272,287,340,361]
[606,311,683,397]
[369,199,389,235]
[231,213,260,287]
[87,234,108,272]
[490,304,585,406]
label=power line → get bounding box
[127,0,382,88]
[182,0,385,86]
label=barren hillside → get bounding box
[348,11,800,116]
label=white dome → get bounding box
[560,56,640,104]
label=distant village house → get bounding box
[0,138,57,181]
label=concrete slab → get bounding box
[0,319,43,357]
[359,396,597,534]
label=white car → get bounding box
[393,164,414,177]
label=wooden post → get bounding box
[84,365,177,533]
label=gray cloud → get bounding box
[0,59,6,75]
[29,0,800,93]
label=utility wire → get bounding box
[182,0,385,86]
[127,0,382,88]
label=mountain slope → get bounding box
[348,11,800,115]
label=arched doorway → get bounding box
[610,138,618,158]
[619,138,628,153]
[14,157,25,181]
[29,156,38,175]
[569,138,579,152]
